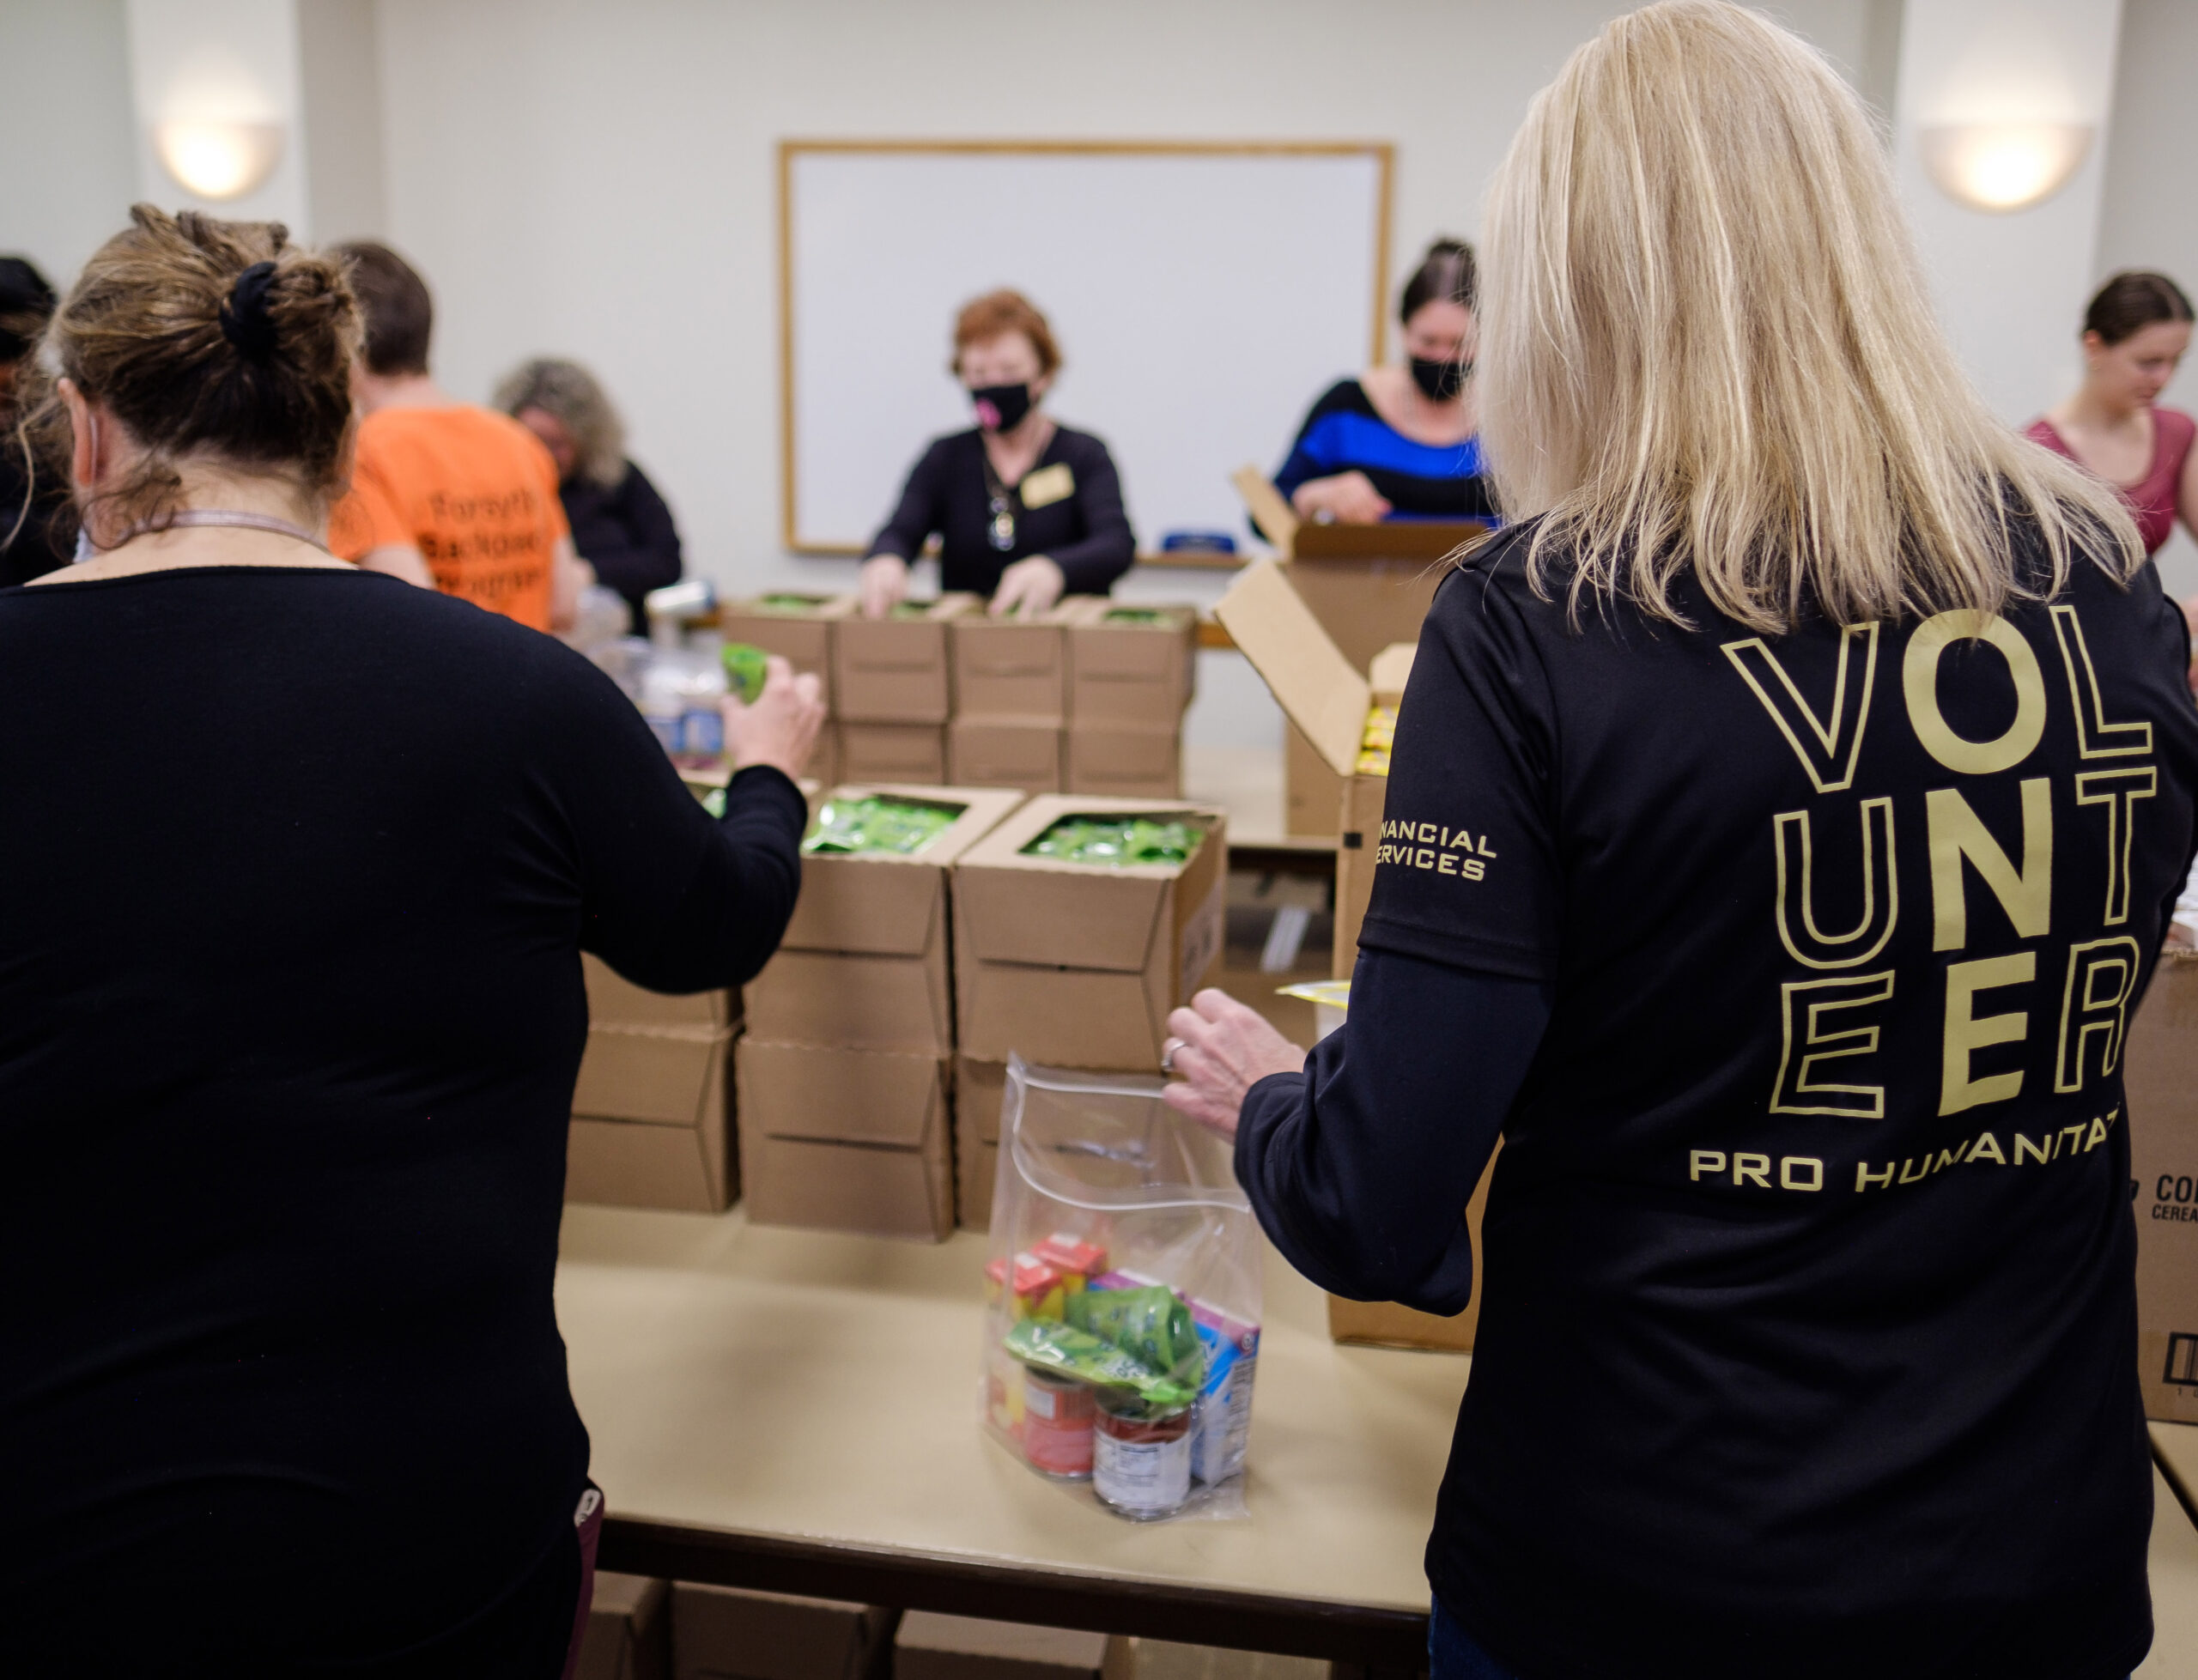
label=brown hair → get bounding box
[17,204,359,545]
[1400,237,1477,324]
[334,240,433,375]
[950,289,1060,378]
[2084,270,2193,348]
[494,356,626,488]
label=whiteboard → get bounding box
[780,143,1391,555]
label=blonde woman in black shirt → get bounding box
[1163,5,2196,1677]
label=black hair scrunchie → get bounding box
[218,261,281,360]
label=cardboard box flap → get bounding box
[835,594,977,672]
[1214,558,1369,779]
[1369,640,1417,703]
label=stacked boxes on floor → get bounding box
[2121,948,2198,1422]
[739,784,1025,1240]
[950,793,1229,1230]
[568,955,739,1214]
[671,1584,896,1680]
[893,1612,1134,1680]
[719,591,855,789]
[1061,600,1198,800]
[1215,557,1487,1352]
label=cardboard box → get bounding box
[736,1040,954,1240]
[746,785,1023,1055]
[1284,520,1488,670]
[838,722,947,786]
[568,1033,735,1214]
[954,1056,1009,1231]
[577,1572,669,1680]
[672,1584,895,1680]
[893,1612,1132,1680]
[1064,598,1198,728]
[1063,722,1181,801]
[953,794,1228,1069]
[2124,950,2198,1422]
[832,595,978,724]
[1326,1143,1499,1354]
[570,955,738,1214]
[719,594,855,712]
[948,719,1063,794]
[950,603,1078,722]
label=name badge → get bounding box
[1019,462,1075,510]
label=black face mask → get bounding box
[969,383,1033,433]
[1410,356,1469,403]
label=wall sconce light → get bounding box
[1919,122,2094,213]
[154,118,285,201]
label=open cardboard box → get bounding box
[952,793,1227,1070]
[1063,597,1198,728]
[576,1572,669,1680]
[831,594,978,724]
[745,785,1024,1055]
[718,593,855,712]
[1216,559,1490,1352]
[568,955,738,1215]
[2123,949,2198,1422]
[736,1040,954,1241]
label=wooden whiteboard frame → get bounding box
[777,139,1396,555]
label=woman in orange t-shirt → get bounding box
[326,242,587,633]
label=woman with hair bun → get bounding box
[0,206,823,1675]
[2029,270,2196,557]
[1269,237,1495,525]
[497,355,685,633]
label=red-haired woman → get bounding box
[857,288,1134,619]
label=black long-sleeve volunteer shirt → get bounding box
[1237,520,2198,1680]
[0,565,804,1669]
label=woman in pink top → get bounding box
[2028,270,2196,556]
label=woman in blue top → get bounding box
[1273,238,1495,525]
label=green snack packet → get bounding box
[1067,1285,1201,1377]
[1004,1319,1197,1409]
[1020,816,1205,867]
[803,795,961,857]
[757,592,828,614]
[720,642,768,704]
[1102,608,1168,625]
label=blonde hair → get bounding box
[493,356,627,488]
[1477,0,2140,634]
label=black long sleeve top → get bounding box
[867,424,1135,597]
[0,564,803,1668]
[562,458,684,633]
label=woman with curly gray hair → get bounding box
[497,356,683,629]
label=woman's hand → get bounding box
[859,553,912,619]
[1291,470,1393,525]
[722,654,825,781]
[1159,989,1307,1142]
[989,555,1066,618]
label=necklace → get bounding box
[96,507,331,558]
[981,454,1017,553]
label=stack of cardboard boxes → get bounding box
[568,955,740,1215]
[950,793,1229,1229]
[1215,558,1487,1353]
[2121,948,2198,1423]
[738,785,1025,1241]
[720,589,1196,800]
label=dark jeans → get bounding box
[1430,1598,1520,1680]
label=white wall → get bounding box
[0,0,138,286]
[2096,0,2198,597]
[372,0,1879,602]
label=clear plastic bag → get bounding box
[980,1055,1261,1521]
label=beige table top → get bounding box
[556,1206,1466,1622]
